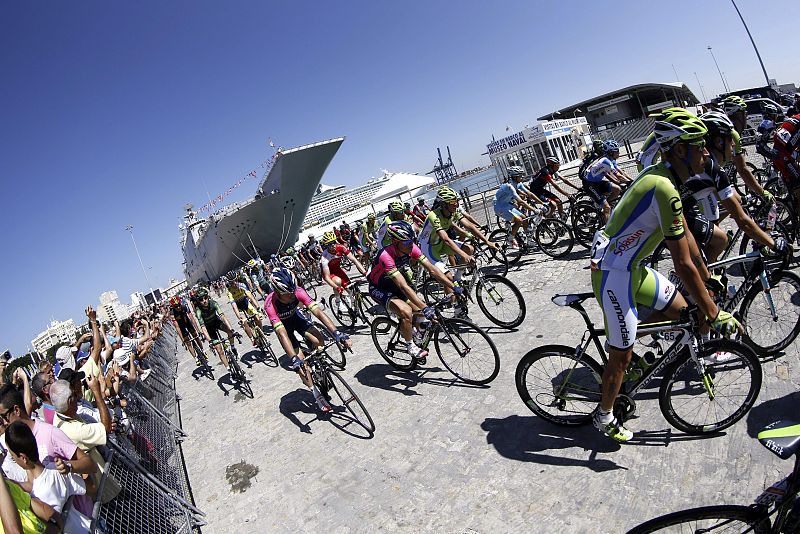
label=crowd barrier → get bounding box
[85,324,205,533]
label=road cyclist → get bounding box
[357,213,379,264]
[583,139,633,222]
[225,276,267,349]
[263,267,351,413]
[169,295,203,365]
[367,220,463,364]
[492,167,543,250]
[319,230,368,316]
[528,156,581,220]
[190,287,239,373]
[377,201,410,247]
[589,108,742,442]
[721,95,774,203]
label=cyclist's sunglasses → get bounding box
[687,139,706,149]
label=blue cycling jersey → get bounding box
[493,183,519,209]
[586,157,618,182]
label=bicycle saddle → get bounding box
[551,292,594,307]
[758,420,800,460]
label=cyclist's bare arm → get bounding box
[345,252,367,276]
[734,152,766,196]
[720,197,775,248]
[308,305,347,347]
[556,173,581,191]
[665,233,717,321]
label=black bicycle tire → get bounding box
[421,277,448,306]
[488,228,524,266]
[739,270,800,355]
[738,222,792,277]
[571,201,603,249]
[320,343,347,369]
[515,344,603,426]
[433,318,500,385]
[326,367,376,432]
[473,241,509,277]
[535,217,574,258]
[659,339,761,434]
[328,294,355,328]
[370,316,417,371]
[625,504,770,534]
[229,354,246,383]
[475,274,526,328]
[305,283,318,301]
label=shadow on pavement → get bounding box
[480,414,626,472]
[279,388,321,434]
[216,371,253,399]
[354,363,489,395]
[190,364,215,381]
[746,390,800,438]
[240,348,279,369]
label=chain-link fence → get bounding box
[82,324,205,533]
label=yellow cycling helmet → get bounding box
[321,231,337,246]
[388,201,404,213]
[652,108,708,151]
[436,186,458,203]
[721,95,747,116]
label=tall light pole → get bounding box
[708,46,730,94]
[694,72,708,103]
[124,225,156,302]
[730,0,771,87]
[573,108,582,120]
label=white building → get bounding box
[301,174,391,229]
[31,319,77,353]
[130,292,146,310]
[97,290,132,323]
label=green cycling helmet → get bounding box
[436,186,458,203]
[388,201,404,213]
[721,95,747,116]
[653,108,708,151]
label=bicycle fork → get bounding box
[686,335,715,401]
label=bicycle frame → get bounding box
[561,299,711,402]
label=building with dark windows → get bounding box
[537,82,700,143]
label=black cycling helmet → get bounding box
[545,156,560,166]
[386,220,416,242]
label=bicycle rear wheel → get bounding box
[326,368,376,432]
[370,316,417,371]
[626,504,770,534]
[475,274,526,328]
[571,201,603,249]
[740,270,800,355]
[515,345,603,425]
[659,339,761,434]
[433,319,499,384]
[535,218,574,258]
[473,241,509,277]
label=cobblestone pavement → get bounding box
[177,242,800,533]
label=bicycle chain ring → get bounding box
[614,394,636,423]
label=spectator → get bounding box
[0,455,60,533]
[53,346,75,377]
[0,352,9,388]
[76,307,105,404]
[30,373,56,425]
[50,376,118,504]
[5,420,90,532]
[0,384,97,517]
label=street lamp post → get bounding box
[730,0,771,87]
[708,46,730,94]
[573,108,582,120]
[124,225,156,303]
[694,71,708,103]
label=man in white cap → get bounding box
[53,346,75,377]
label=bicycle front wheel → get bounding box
[571,201,603,249]
[433,319,499,384]
[326,368,376,433]
[626,504,770,534]
[535,218,574,258]
[475,274,526,328]
[370,316,417,371]
[659,339,761,434]
[515,345,603,426]
[740,270,800,355]
[488,228,523,266]
[328,294,355,328]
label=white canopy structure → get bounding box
[370,172,436,203]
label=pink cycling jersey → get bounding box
[263,287,314,326]
[367,244,424,285]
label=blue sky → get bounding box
[1,0,797,355]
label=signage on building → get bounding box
[487,131,527,155]
[646,100,674,112]
[486,117,587,154]
[587,94,633,112]
[541,117,587,132]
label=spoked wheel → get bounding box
[473,241,509,277]
[626,505,770,534]
[515,345,603,425]
[328,294,356,328]
[475,274,526,328]
[326,368,376,433]
[535,217,574,258]
[739,270,800,355]
[659,339,761,434]
[304,283,318,301]
[421,277,449,306]
[570,201,604,249]
[433,318,500,384]
[488,228,524,266]
[370,316,417,371]
[320,343,347,369]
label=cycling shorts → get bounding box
[535,189,559,202]
[205,316,225,344]
[281,312,314,349]
[368,282,404,310]
[591,266,678,350]
[176,318,197,339]
[419,240,464,274]
[495,205,524,223]
[328,265,351,288]
[582,180,611,207]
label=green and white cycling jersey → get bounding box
[418,207,458,258]
[591,163,685,271]
[377,215,392,247]
[731,129,744,156]
[359,221,378,246]
[635,133,660,171]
